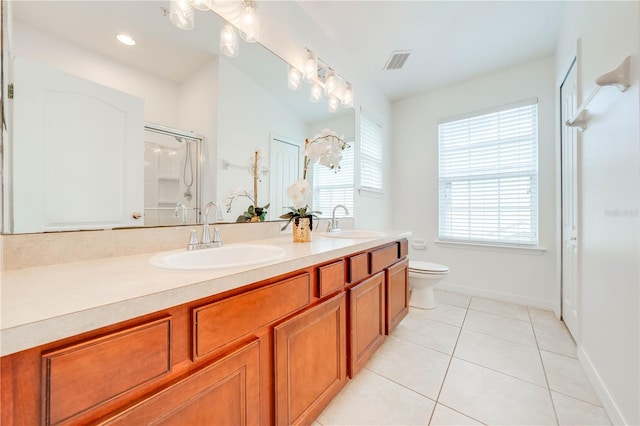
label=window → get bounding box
[438,100,538,246]
[312,139,354,218]
[360,110,383,192]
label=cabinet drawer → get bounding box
[42,317,171,426]
[317,260,345,297]
[194,273,311,359]
[348,253,369,283]
[370,243,399,274]
[399,239,409,258]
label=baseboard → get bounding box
[577,345,627,425]
[437,282,555,311]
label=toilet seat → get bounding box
[409,261,449,275]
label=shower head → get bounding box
[174,136,184,143]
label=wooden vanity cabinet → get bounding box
[0,238,409,426]
[274,293,347,426]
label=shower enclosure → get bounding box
[144,123,203,226]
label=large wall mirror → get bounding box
[1,0,355,234]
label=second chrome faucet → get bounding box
[188,201,223,250]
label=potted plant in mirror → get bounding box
[280,129,350,242]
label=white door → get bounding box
[270,136,300,221]
[12,56,144,233]
[560,59,580,340]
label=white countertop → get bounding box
[0,231,409,356]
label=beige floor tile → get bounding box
[463,309,537,347]
[529,307,564,330]
[316,369,435,425]
[434,289,471,308]
[366,335,451,399]
[552,391,611,426]
[429,404,484,425]
[391,312,461,354]
[454,329,547,386]
[439,358,556,426]
[469,297,530,321]
[409,304,468,327]
[534,323,577,358]
[541,350,602,405]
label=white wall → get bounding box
[555,2,639,424]
[391,57,557,308]
[217,58,307,222]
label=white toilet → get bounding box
[408,260,450,309]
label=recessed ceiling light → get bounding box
[116,33,136,46]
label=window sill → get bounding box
[434,240,546,255]
[357,187,385,198]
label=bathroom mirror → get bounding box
[1,0,355,234]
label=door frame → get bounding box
[555,40,582,340]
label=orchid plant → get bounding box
[225,148,270,222]
[280,129,350,230]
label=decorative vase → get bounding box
[292,217,312,242]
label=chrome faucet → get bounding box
[174,202,188,224]
[187,202,223,250]
[327,204,349,232]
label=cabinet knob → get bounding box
[132,212,142,219]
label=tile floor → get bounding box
[314,290,611,426]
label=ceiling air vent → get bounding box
[383,50,412,70]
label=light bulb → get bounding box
[169,0,194,30]
[220,22,239,57]
[239,5,259,42]
[189,0,213,10]
[288,66,301,91]
[325,70,337,95]
[328,94,339,113]
[116,33,136,46]
[310,82,323,103]
[342,83,353,108]
[303,51,318,82]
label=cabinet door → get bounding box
[274,293,347,426]
[349,272,386,377]
[386,259,409,334]
[101,339,260,426]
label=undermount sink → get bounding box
[149,244,287,271]
[323,229,386,239]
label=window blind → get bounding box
[360,110,383,191]
[312,140,354,218]
[438,100,539,246]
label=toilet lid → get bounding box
[409,260,449,273]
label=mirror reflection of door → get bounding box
[144,125,202,227]
[11,56,144,233]
[270,136,300,222]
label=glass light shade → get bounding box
[170,0,194,30]
[220,22,239,57]
[310,82,323,103]
[325,70,338,95]
[328,94,339,113]
[189,0,213,10]
[116,33,136,46]
[303,51,318,82]
[288,66,301,91]
[342,83,353,108]
[239,5,259,42]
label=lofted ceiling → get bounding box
[296,1,566,102]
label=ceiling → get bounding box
[11,1,566,109]
[296,1,566,102]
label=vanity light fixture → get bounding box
[189,0,214,11]
[327,94,339,113]
[220,21,239,57]
[238,0,259,42]
[116,33,136,46]
[288,66,302,91]
[325,69,337,95]
[303,50,318,82]
[342,83,353,108]
[169,0,194,30]
[310,82,323,103]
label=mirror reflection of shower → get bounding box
[144,123,203,226]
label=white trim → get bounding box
[437,282,555,311]
[577,345,626,426]
[357,187,384,198]
[434,239,546,255]
[438,97,538,125]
